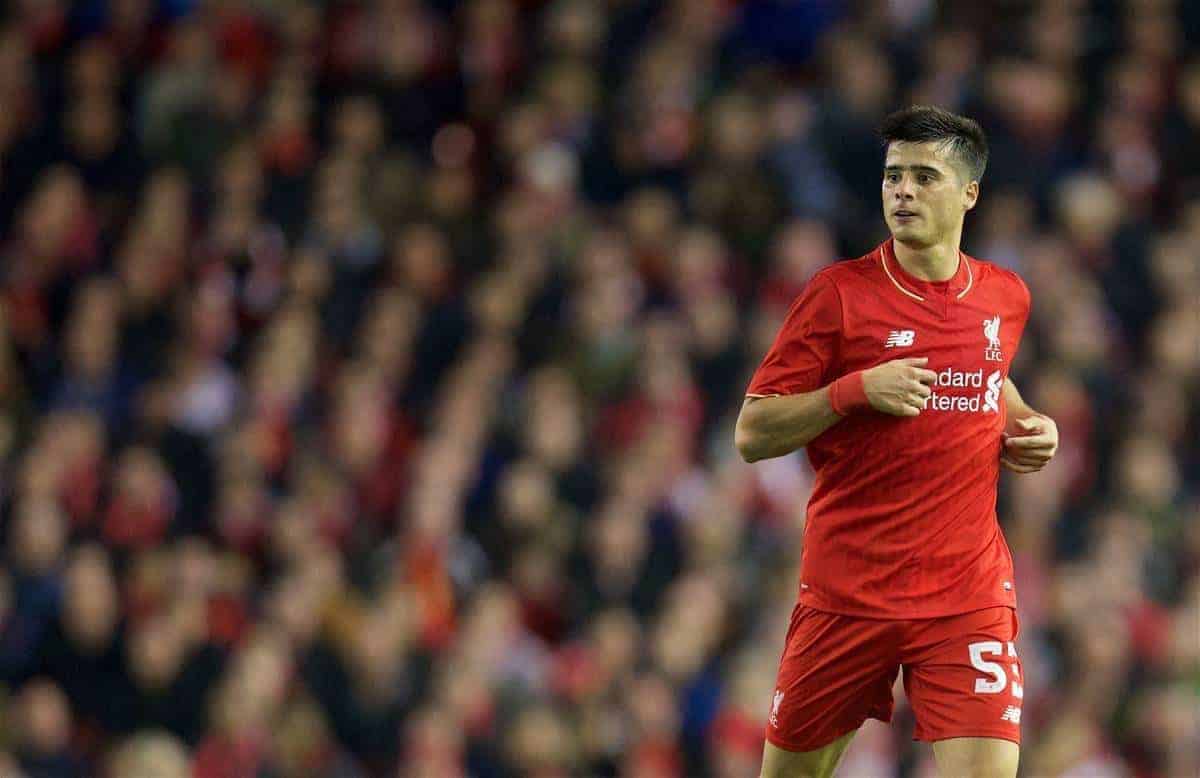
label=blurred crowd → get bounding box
[0,0,1197,776]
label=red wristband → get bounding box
[829,371,870,416]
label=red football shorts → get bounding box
[765,604,1023,752]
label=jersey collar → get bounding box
[878,238,973,302]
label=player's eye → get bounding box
[885,173,900,183]
[918,174,932,184]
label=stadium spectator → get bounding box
[0,1,1195,776]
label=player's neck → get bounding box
[891,238,961,282]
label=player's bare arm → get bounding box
[999,378,1058,473]
[735,357,938,462]
[735,389,840,462]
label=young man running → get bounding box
[737,106,1059,778]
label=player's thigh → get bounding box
[902,607,1023,746]
[765,605,901,753]
[760,730,856,778]
[932,736,1019,778]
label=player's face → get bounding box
[882,141,978,248]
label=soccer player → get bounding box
[736,106,1059,778]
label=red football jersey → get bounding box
[747,238,1031,618]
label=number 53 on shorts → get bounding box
[969,641,1022,698]
[902,610,1024,742]
[968,640,1023,724]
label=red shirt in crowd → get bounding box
[747,239,1032,618]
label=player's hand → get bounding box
[1000,414,1058,473]
[862,357,938,417]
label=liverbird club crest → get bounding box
[983,315,1003,362]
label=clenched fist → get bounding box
[1001,414,1059,473]
[863,357,938,417]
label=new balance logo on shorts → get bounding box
[1000,705,1021,724]
[885,329,915,348]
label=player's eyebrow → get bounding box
[883,165,943,176]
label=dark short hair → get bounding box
[878,105,988,184]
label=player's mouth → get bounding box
[893,209,919,221]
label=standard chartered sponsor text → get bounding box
[921,369,1003,413]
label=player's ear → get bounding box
[963,180,979,211]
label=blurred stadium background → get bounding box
[0,0,1197,776]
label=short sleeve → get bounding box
[747,273,842,397]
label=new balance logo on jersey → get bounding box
[1000,706,1021,724]
[769,690,784,728]
[885,330,915,348]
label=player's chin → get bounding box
[888,223,924,242]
